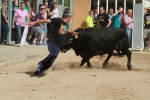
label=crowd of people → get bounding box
[86,6,150,52]
[0,0,150,52]
[1,0,60,47]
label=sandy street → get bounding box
[0,50,150,100]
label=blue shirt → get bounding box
[113,13,122,28]
[108,14,114,19]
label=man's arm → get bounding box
[106,18,111,27]
[86,17,90,28]
[113,11,120,16]
[26,19,51,26]
[26,16,29,22]
[12,16,16,28]
[67,29,77,35]
[124,16,133,25]
[2,13,8,23]
[67,29,78,39]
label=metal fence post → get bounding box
[62,0,64,13]
[36,0,40,13]
[54,0,57,2]
[7,0,15,44]
[0,0,1,40]
[18,0,21,8]
[69,0,73,29]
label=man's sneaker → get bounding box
[32,42,36,46]
[34,70,43,77]
[36,63,44,71]
[17,44,21,47]
[39,42,45,46]
[25,42,28,45]
[3,39,6,42]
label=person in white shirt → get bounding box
[51,2,59,18]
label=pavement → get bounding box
[0,44,49,68]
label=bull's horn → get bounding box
[74,35,78,39]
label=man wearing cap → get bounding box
[27,11,77,77]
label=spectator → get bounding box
[25,0,30,17]
[30,0,36,19]
[112,7,123,28]
[12,2,29,47]
[51,2,59,18]
[1,0,9,42]
[86,11,94,28]
[108,8,114,19]
[144,8,150,52]
[31,6,46,46]
[124,9,134,46]
[93,9,98,27]
[108,8,114,26]
[91,1,97,10]
[42,1,51,43]
[97,7,111,27]
[64,7,69,13]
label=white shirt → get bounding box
[51,8,59,18]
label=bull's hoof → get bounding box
[78,65,83,67]
[87,65,92,68]
[102,62,108,68]
[127,65,132,70]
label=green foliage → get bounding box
[58,0,69,7]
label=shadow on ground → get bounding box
[17,71,45,77]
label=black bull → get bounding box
[61,27,132,70]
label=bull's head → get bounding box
[61,28,85,53]
[61,33,75,53]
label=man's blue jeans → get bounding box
[1,20,9,40]
[38,42,60,71]
[16,25,25,44]
[125,28,132,43]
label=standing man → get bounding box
[51,2,59,18]
[144,8,150,52]
[124,9,134,46]
[25,0,30,17]
[97,7,111,27]
[47,2,59,43]
[12,2,29,47]
[27,12,77,77]
[86,11,94,28]
[1,0,9,42]
[112,7,123,28]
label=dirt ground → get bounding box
[0,50,150,100]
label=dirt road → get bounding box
[0,50,150,100]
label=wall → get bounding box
[72,0,90,29]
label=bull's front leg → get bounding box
[87,60,92,67]
[102,51,113,68]
[79,58,86,67]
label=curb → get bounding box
[0,53,48,68]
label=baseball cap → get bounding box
[40,6,46,9]
[62,11,72,18]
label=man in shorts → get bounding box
[32,6,46,46]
